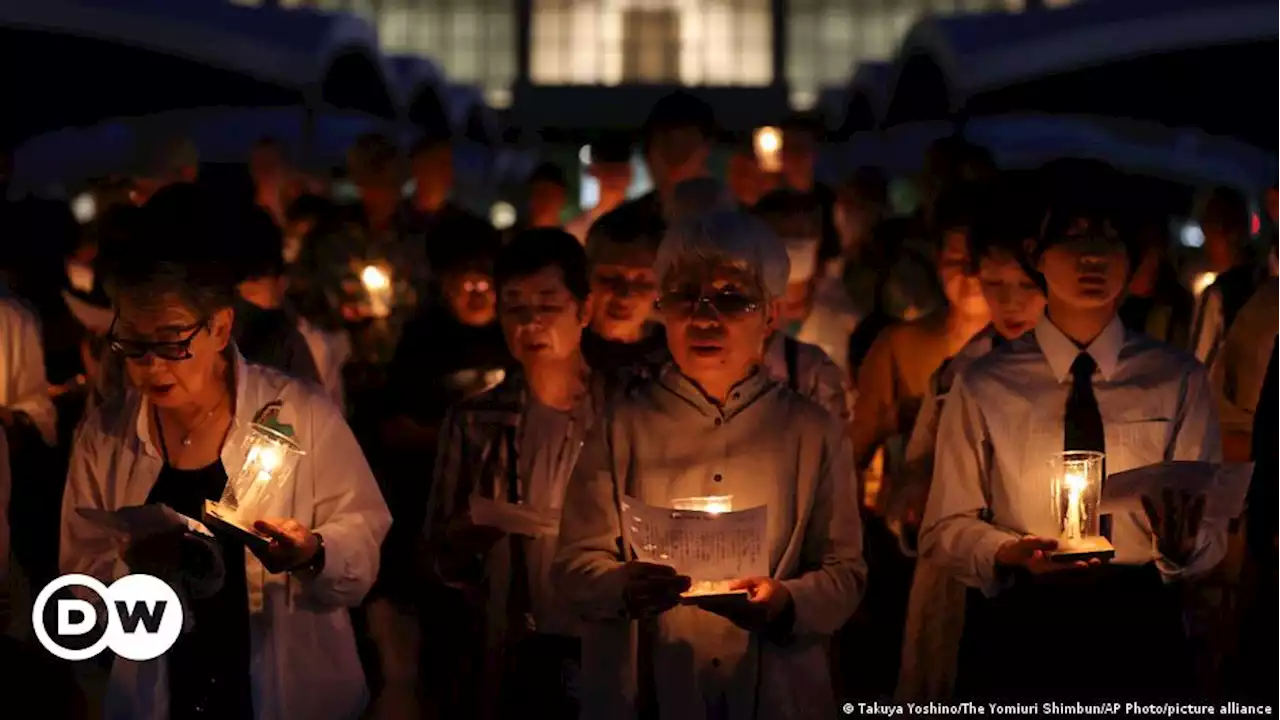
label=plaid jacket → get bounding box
[426,364,607,645]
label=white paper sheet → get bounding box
[1102,461,1254,520]
[620,496,768,592]
[468,496,561,537]
[77,504,213,538]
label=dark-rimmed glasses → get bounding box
[107,317,208,361]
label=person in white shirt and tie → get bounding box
[920,162,1226,702]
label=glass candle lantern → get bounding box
[208,421,305,538]
[361,263,394,319]
[1048,451,1110,556]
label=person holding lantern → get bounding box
[58,191,392,720]
[554,209,866,720]
[919,161,1226,701]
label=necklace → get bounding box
[156,394,229,451]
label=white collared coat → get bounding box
[59,355,391,720]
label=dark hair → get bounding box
[285,193,334,224]
[348,133,399,182]
[932,183,987,244]
[752,188,822,239]
[780,112,824,140]
[1033,159,1143,273]
[925,136,995,178]
[967,173,1044,278]
[529,162,568,189]
[436,241,497,280]
[590,133,633,164]
[642,91,716,145]
[495,228,591,302]
[1199,186,1249,236]
[102,184,237,315]
[229,204,285,281]
[840,166,889,208]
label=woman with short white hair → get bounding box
[556,208,866,720]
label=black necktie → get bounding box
[1064,353,1105,455]
[1065,352,1110,539]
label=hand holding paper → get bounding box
[1102,461,1253,520]
[621,496,768,600]
[1141,489,1205,567]
[621,561,692,618]
[77,504,211,539]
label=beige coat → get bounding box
[554,367,866,720]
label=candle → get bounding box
[1192,271,1217,298]
[1064,468,1086,542]
[361,264,393,318]
[753,126,782,173]
[1048,451,1109,558]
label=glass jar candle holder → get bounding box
[1047,450,1114,561]
[204,421,305,549]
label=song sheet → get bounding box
[620,496,768,596]
[1103,461,1254,520]
[469,496,562,537]
[77,504,212,538]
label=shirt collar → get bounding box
[658,363,774,418]
[134,348,249,459]
[1034,314,1125,383]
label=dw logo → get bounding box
[33,574,184,661]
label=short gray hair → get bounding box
[655,209,791,298]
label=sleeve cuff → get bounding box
[973,529,1021,598]
[763,595,797,645]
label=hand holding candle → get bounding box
[252,518,322,574]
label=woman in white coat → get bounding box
[59,233,391,720]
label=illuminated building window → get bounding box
[276,0,517,106]
[532,0,773,87]
[786,0,1024,109]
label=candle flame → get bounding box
[1064,469,1087,494]
[754,127,780,154]
[672,495,733,515]
[361,265,391,291]
[703,498,731,515]
[1192,271,1217,298]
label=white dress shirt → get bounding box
[61,354,391,720]
[920,316,1226,598]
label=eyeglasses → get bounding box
[657,290,761,318]
[107,317,208,361]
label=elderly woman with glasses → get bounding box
[58,197,391,720]
[554,209,866,720]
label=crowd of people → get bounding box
[0,89,1275,720]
